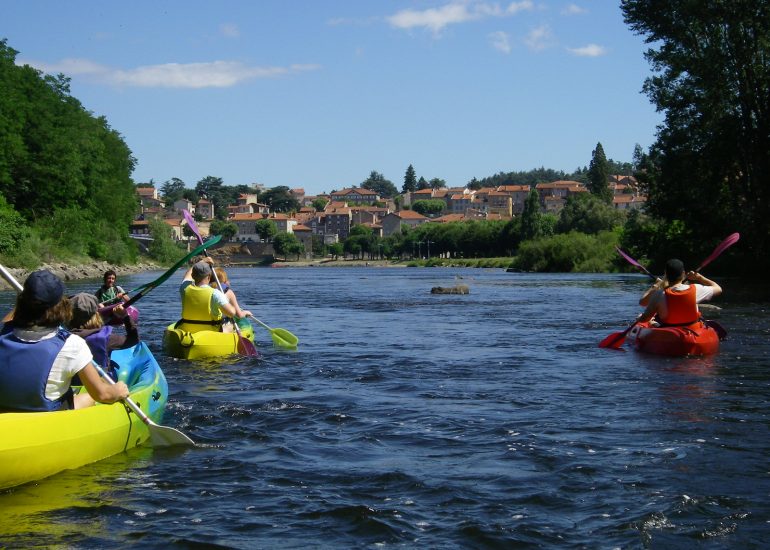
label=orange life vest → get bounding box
[661,285,699,325]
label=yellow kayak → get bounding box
[0,342,167,490]
[162,318,256,359]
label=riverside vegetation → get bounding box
[3,1,769,276]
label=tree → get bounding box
[311,197,329,211]
[556,193,625,235]
[520,189,542,241]
[416,176,429,190]
[429,178,446,189]
[255,219,278,242]
[209,219,238,240]
[587,142,612,203]
[273,232,303,260]
[622,0,770,270]
[402,164,417,193]
[160,177,186,203]
[195,176,223,200]
[361,171,398,199]
[260,186,300,213]
[412,199,446,217]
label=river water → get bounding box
[1,267,769,548]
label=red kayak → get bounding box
[628,320,719,356]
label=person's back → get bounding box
[0,270,129,412]
[176,260,236,333]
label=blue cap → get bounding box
[22,270,65,307]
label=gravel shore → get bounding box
[0,260,162,291]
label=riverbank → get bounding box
[0,260,162,291]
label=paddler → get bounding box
[637,259,722,326]
[175,257,237,333]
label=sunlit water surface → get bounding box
[1,267,769,548]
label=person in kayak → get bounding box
[211,267,251,333]
[175,258,237,333]
[637,259,722,326]
[95,270,128,307]
[0,270,129,412]
[67,293,139,380]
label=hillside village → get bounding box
[132,176,645,256]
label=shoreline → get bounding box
[0,260,162,291]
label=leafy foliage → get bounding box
[402,164,417,193]
[254,219,278,242]
[513,231,620,272]
[147,218,185,264]
[209,219,238,240]
[411,199,446,217]
[556,193,625,234]
[361,171,398,199]
[588,142,612,203]
[260,186,300,213]
[622,0,770,271]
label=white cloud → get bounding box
[489,31,512,54]
[567,43,607,57]
[20,58,321,89]
[523,25,554,51]
[387,0,534,35]
[219,23,240,38]
[561,4,587,16]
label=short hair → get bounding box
[665,259,685,282]
[103,269,117,282]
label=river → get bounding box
[1,267,768,548]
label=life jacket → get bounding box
[661,285,699,326]
[176,284,222,333]
[0,328,74,412]
[78,326,115,380]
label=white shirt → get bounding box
[13,327,93,401]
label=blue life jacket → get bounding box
[0,328,74,412]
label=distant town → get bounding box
[133,175,644,256]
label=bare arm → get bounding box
[639,277,664,306]
[225,289,252,318]
[687,271,722,298]
[78,363,129,404]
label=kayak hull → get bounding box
[162,318,256,359]
[629,321,720,356]
[0,342,167,490]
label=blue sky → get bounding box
[4,1,660,196]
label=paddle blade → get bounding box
[271,328,299,349]
[705,319,728,340]
[598,331,627,350]
[616,247,654,278]
[147,423,196,447]
[696,233,740,271]
[237,335,260,357]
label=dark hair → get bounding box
[665,259,685,282]
[103,270,117,282]
[12,295,73,328]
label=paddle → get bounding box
[92,363,195,447]
[248,314,299,349]
[0,264,194,446]
[616,246,656,280]
[96,234,223,318]
[181,210,258,357]
[601,233,740,349]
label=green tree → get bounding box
[147,218,185,264]
[556,193,625,234]
[160,177,186,203]
[255,219,278,242]
[402,164,417,193]
[273,232,303,260]
[260,186,300,213]
[587,142,612,203]
[429,178,446,189]
[311,197,329,211]
[416,176,429,190]
[209,219,238,240]
[412,199,446,217]
[328,242,343,260]
[520,189,542,241]
[361,171,398,199]
[622,0,770,269]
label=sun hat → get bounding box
[192,260,213,282]
[70,292,99,327]
[21,270,65,308]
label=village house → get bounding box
[196,198,214,219]
[381,210,429,237]
[330,187,380,205]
